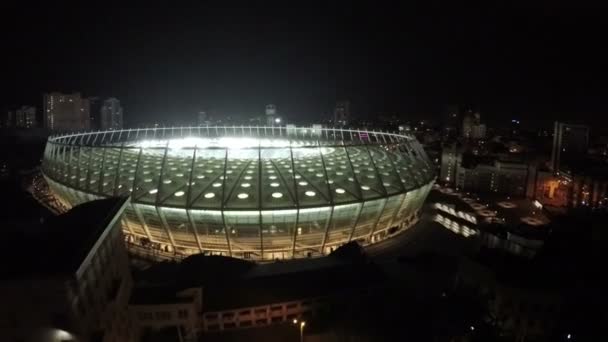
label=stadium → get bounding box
[41,126,435,261]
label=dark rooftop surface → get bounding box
[133,243,386,311]
[242,251,351,279]
[203,260,385,311]
[1,197,128,280]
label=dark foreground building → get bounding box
[0,196,385,342]
[0,197,136,342]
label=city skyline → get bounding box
[3,4,608,128]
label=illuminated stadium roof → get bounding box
[42,126,435,261]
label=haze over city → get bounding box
[3,4,608,128]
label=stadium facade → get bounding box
[41,126,435,260]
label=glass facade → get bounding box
[42,127,435,261]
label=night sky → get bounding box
[2,3,607,128]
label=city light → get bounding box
[293,319,306,342]
[54,329,73,340]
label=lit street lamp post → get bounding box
[293,319,306,342]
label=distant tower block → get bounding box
[334,101,350,126]
[265,104,276,116]
[266,104,277,126]
[198,111,208,125]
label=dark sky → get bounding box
[2,3,608,128]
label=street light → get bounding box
[53,329,73,340]
[293,319,306,342]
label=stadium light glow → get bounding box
[42,126,434,261]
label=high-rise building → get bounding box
[550,122,590,172]
[15,105,36,128]
[443,105,461,135]
[88,97,102,130]
[265,104,279,126]
[440,145,461,183]
[43,92,90,131]
[471,124,487,139]
[100,98,123,130]
[462,110,485,139]
[1,109,14,128]
[334,101,350,126]
[198,111,208,125]
[461,111,474,138]
[510,119,521,137]
[456,160,530,196]
[441,146,534,196]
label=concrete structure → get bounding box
[41,126,435,261]
[265,104,277,126]
[471,123,486,139]
[510,119,521,137]
[0,198,136,342]
[443,104,461,136]
[2,106,36,128]
[461,110,485,139]
[43,92,90,131]
[100,98,123,130]
[550,122,589,172]
[461,112,474,138]
[333,101,350,126]
[0,109,14,128]
[130,287,202,339]
[197,111,208,126]
[128,245,383,336]
[456,160,529,196]
[440,148,532,196]
[15,105,37,128]
[88,97,103,130]
[440,145,460,183]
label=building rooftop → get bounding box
[1,197,128,280]
[132,243,386,311]
[203,259,385,311]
